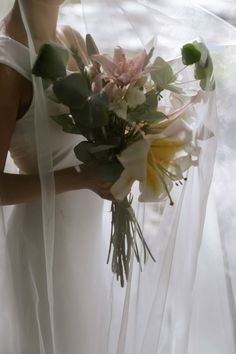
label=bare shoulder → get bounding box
[0,64,23,100]
[0,64,32,120]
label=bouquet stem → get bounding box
[107,195,155,287]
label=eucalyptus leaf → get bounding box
[145,89,158,111]
[33,43,69,81]
[74,141,95,163]
[53,73,90,109]
[151,57,175,91]
[90,144,117,153]
[193,41,215,91]
[181,43,201,65]
[144,46,154,67]
[138,111,167,122]
[89,92,109,128]
[127,90,158,121]
[71,102,93,130]
[97,162,124,182]
[128,110,166,122]
[51,114,81,134]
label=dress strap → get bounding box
[0,35,31,81]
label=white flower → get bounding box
[126,87,146,108]
[111,119,199,203]
[104,82,128,119]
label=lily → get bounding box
[111,118,198,203]
[92,46,156,87]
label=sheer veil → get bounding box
[0,0,236,353]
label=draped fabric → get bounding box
[0,1,235,353]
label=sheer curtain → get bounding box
[0,1,235,353]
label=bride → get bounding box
[0,1,117,353]
[0,0,235,353]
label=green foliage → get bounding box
[96,162,124,182]
[74,141,95,163]
[193,41,215,90]
[108,196,156,287]
[144,46,154,67]
[53,73,90,109]
[51,114,81,134]
[181,41,215,91]
[151,57,176,91]
[32,43,69,81]
[181,43,201,65]
[88,92,109,128]
[74,141,117,163]
[127,90,166,122]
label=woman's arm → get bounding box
[1,166,115,205]
[0,65,115,206]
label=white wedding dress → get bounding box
[0,3,236,353]
[0,35,114,354]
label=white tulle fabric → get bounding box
[0,0,235,353]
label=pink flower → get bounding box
[92,47,156,87]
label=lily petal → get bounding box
[117,138,150,181]
[131,50,147,75]
[92,54,117,77]
[167,91,202,120]
[111,170,135,201]
[113,47,125,67]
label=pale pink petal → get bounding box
[131,50,147,74]
[91,54,118,77]
[92,73,103,92]
[103,81,115,96]
[113,47,126,67]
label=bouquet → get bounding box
[33,34,214,287]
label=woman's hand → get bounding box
[77,162,116,202]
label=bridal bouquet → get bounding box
[33,34,214,287]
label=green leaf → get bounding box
[53,73,90,109]
[97,162,124,182]
[181,43,201,65]
[89,92,109,128]
[138,111,166,122]
[33,43,69,81]
[151,57,175,90]
[51,114,81,134]
[127,90,166,122]
[193,41,215,91]
[89,144,117,154]
[144,47,154,67]
[128,110,166,122]
[71,102,93,130]
[74,141,95,163]
[145,89,158,111]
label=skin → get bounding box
[0,0,115,205]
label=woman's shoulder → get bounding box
[0,30,31,81]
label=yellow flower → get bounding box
[111,119,198,203]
